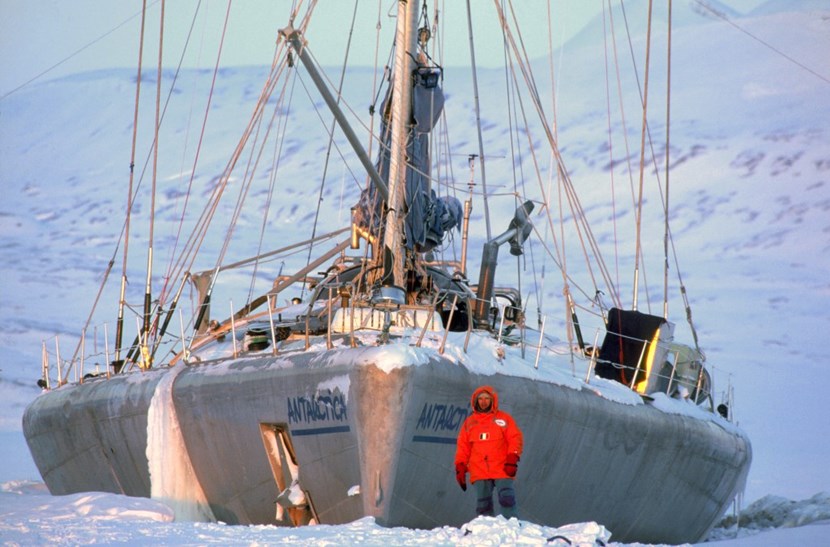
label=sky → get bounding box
[0,0,595,98]
[0,0,768,99]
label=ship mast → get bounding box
[382,0,419,290]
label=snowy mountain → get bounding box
[1,1,829,544]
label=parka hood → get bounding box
[471,385,499,413]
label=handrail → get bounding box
[35,308,723,418]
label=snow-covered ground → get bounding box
[2,0,830,545]
[1,473,829,546]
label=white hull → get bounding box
[24,333,751,544]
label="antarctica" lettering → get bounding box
[415,402,468,433]
[287,391,348,425]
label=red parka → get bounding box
[455,385,523,482]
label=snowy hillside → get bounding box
[1,1,829,544]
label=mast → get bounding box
[382,0,419,289]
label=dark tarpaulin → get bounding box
[596,307,667,384]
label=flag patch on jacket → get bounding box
[479,432,490,440]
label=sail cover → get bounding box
[355,65,461,253]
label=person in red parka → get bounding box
[454,385,524,518]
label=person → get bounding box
[454,385,524,518]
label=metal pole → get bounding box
[41,342,50,389]
[80,329,86,383]
[104,323,110,378]
[326,287,334,350]
[629,340,649,390]
[382,0,419,288]
[534,315,546,370]
[55,336,62,386]
[461,156,475,277]
[497,303,507,345]
[439,295,458,355]
[267,295,279,356]
[585,331,601,383]
[230,301,238,358]
[178,308,189,365]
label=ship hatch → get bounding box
[259,424,318,526]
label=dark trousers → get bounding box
[473,478,518,518]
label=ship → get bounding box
[23,1,751,543]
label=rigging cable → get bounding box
[692,0,830,85]
[500,1,525,315]
[86,0,204,372]
[604,0,638,304]
[133,0,235,363]
[140,0,167,368]
[618,0,659,313]
[151,0,226,361]
[186,49,291,333]
[114,0,149,369]
[464,0,492,240]
[246,72,296,306]
[158,0,224,304]
[186,3,319,334]
[545,0,562,333]
[631,0,654,313]
[494,0,621,313]
[302,0,361,298]
[0,1,162,102]
[500,4,603,322]
[616,0,701,345]
[601,0,622,305]
[352,0,389,294]
[663,0,672,319]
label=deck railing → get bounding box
[37,296,729,419]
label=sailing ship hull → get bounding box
[23,341,750,544]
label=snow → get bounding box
[2,0,830,545]
[0,476,828,545]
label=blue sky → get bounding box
[0,0,614,98]
[0,1,769,100]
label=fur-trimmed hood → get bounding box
[470,385,498,413]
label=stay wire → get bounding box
[302,0,361,298]
[0,0,162,102]
[692,0,830,85]
[248,69,296,305]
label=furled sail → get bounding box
[355,62,461,254]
